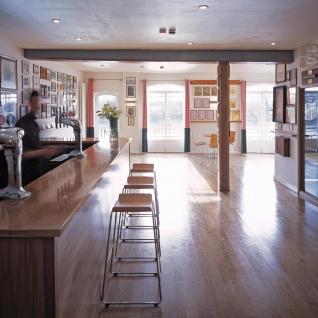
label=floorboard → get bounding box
[99,153,318,318]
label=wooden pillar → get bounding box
[217,62,230,192]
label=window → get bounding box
[95,93,118,139]
[246,83,275,153]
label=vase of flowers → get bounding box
[96,104,121,142]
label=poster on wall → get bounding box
[273,86,287,122]
[0,56,17,90]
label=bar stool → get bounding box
[101,193,162,307]
[119,176,161,257]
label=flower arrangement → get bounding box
[96,104,122,120]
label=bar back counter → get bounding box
[0,138,131,318]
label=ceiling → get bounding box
[0,0,317,50]
[67,61,275,74]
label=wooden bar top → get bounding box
[0,138,131,237]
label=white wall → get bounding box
[0,36,84,118]
[84,67,274,154]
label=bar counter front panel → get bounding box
[0,138,131,318]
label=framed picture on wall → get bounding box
[0,56,17,90]
[287,87,297,105]
[126,77,136,84]
[289,68,297,86]
[190,110,197,121]
[33,76,40,91]
[126,106,136,117]
[51,71,57,81]
[285,106,296,124]
[21,60,29,75]
[273,86,287,122]
[33,64,39,76]
[21,75,30,88]
[276,64,286,83]
[126,84,136,98]
[128,117,135,126]
[20,105,29,118]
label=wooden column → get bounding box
[217,62,230,192]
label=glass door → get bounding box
[147,83,185,152]
[94,93,118,140]
[246,83,275,153]
[304,87,318,197]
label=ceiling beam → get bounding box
[24,49,294,63]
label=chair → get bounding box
[191,133,207,153]
[208,134,218,158]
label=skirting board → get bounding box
[273,175,298,194]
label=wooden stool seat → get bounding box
[125,176,155,190]
[112,194,153,212]
[131,163,155,173]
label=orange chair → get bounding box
[208,134,218,158]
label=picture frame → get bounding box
[285,105,297,124]
[128,117,135,126]
[21,60,30,75]
[0,91,18,127]
[194,86,202,97]
[126,106,136,117]
[51,70,57,81]
[126,84,136,98]
[126,77,136,84]
[33,76,40,91]
[20,105,29,118]
[289,68,297,86]
[51,81,56,92]
[33,64,39,76]
[46,69,51,80]
[51,94,57,104]
[230,109,241,121]
[276,64,286,83]
[40,66,47,79]
[190,110,198,121]
[194,98,210,109]
[287,87,297,105]
[57,72,62,82]
[0,56,17,90]
[273,86,287,123]
[22,88,31,104]
[21,75,30,89]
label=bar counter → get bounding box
[0,137,131,318]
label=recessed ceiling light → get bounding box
[187,42,193,45]
[271,42,277,46]
[100,64,104,67]
[141,65,144,68]
[198,4,209,10]
[52,18,61,23]
[160,65,164,69]
[76,37,83,41]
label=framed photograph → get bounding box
[51,81,56,92]
[194,86,202,97]
[126,106,136,117]
[47,104,52,118]
[57,72,62,82]
[33,76,40,91]
[21,75,30,88]
[273,86,287,122]
[40,67,47,79]
[203,86,211,96]
[289,68,297,86]
[33,64,39,76]
[0,91,18,126]
[194,98,210,109]
[126,77,136,84]
[20,105,29,118]
[0,56,17,90]
[128,117,135,126]
[46,69,51,80]
[190,110,198,121]
[211,86,218,96]
[126,84,136,98]
[198,110,206,121]
[229,98,236,108]
[230,109,241,121]
[21,60,29,75]
[287,87,297,105]
[51,94,57,104]
[276,64,286,83]
[286,106,296,124]
[22,88,31,104]
[206,110,214,121]
[51,70,57,81]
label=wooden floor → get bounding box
[99,153,318,318]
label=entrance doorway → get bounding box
[147,83,185,152]
[94,92,118,140]
[246,83,275,153]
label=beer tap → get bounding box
[0,128,31,200]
